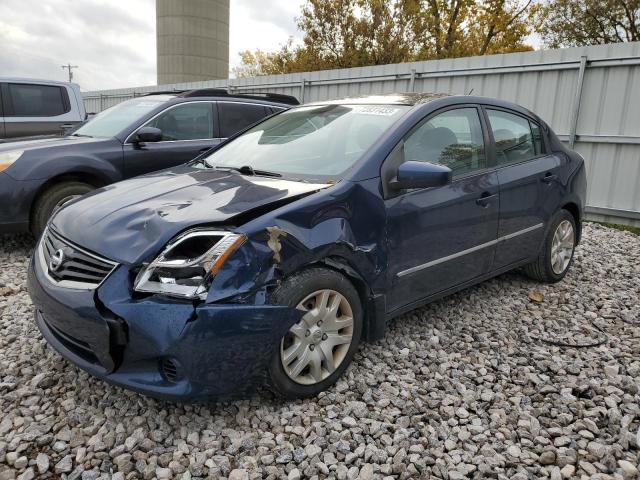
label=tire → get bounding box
[267,267,363,399]
[523,209,577,283]
[31,181,94,238]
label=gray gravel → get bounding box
[1,223,639,479]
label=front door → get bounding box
[386,106,500,312]
[484,108,564,270]
[123,102,221,178]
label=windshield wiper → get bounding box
[213,165,282,178]
[69,133,92,138]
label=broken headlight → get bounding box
[134,230,246,299]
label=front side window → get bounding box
[204,104,409,181]
[143,102,214,141]
[8,83,69,117]
[404,107,487,177]
[74,96,173,138]
[219,102,268,137]
[486,109,536,165]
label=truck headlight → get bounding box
[134,230,246,299]
[0,150,24,172]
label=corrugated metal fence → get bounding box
[84,42,640,226]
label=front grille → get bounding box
[41,229,117,288]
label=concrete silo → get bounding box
[156,0,230,84]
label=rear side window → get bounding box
[144,102,214,141]
[219,102,268,138]
[7,83,70,117]
[486,109,537,165]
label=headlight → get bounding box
[0,150,25,172]
[134,230,246,299]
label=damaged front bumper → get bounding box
[27,243,302,402]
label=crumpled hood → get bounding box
[51,164,330,265]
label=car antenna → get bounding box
[467,88,474,95]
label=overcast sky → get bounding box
[0,0,303,92]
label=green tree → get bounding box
[232,0,536,77]
[536,0,639,48]
[411,0,536,58]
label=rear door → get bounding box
[484,107,564,270]
[217,101,272,139]
[122,101,221,178]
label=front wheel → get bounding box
[31,181,94,238]
[523,209,577,283]
[267,268,363,399]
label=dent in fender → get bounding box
[205,179,387,301]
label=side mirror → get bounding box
[136,126,163,143]
[390,161,452,190]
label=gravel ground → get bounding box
[0,223,639,480]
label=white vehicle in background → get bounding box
[0,78,86,142]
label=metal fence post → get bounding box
[300,78,306,103]
[569,56,588,149]
[409,69,416,93]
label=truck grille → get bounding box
[41,228,117,288]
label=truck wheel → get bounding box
[31,181,94,237]
[523,209,577,283]
[267,267,363,399]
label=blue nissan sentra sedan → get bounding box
[28,93,586,401]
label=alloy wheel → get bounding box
[551,219,575,274]
[280,289,354,385]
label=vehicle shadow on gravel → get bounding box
[0,233,35,252]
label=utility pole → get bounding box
[61,63,78,83]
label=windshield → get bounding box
[204,104,409,181]
[73,95,174,138]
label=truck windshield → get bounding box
[204,104,409,181]
[73,96,174,138]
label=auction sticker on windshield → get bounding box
[356,106,402,116]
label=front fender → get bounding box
[9,154,122,184]
[206,178,388,305]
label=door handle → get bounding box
[476,192,497,207]
[541,173,558,184]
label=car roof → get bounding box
[143,88,298,107]
[307,93,452,106]
[306,92,542,121]
[167,96,291,108]
[0,77,77,86]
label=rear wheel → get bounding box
[523,209,577,283]
[267,268,362,399]
[31,181,94,237]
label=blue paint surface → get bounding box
[27,94,586,401]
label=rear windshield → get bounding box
[73,96,174,138]
[204,104,409,181]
